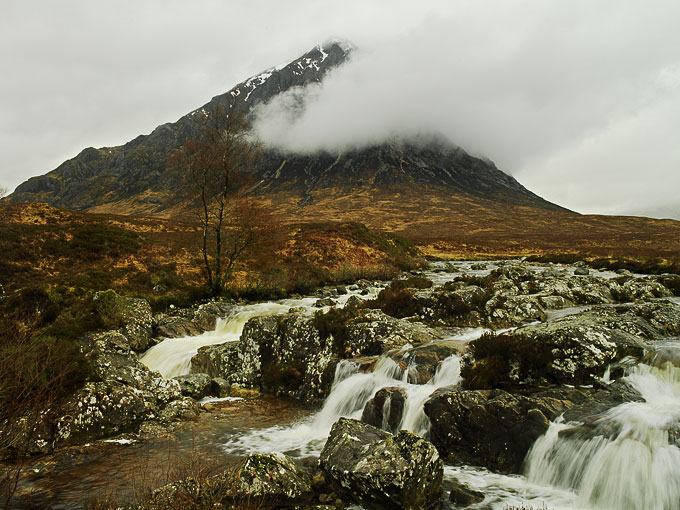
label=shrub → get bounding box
[366,287,420,319]
[390,275,433,290]
[461,333,553,389]
[313,307,358,355]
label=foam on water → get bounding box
[222,353,462,457]
[523,357,680,510]
[140,288,381,378]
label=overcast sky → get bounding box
[2,1,679,218]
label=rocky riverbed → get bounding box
[3,259,680,509]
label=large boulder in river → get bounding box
[53,331,194,446]
[463,307,652,387]
[320,418,443,510]
[192,314,335,404]
[230,452,314,505]
[361,387,407,432]
[344,309,444,354]
[424,384,641,473]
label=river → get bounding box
[9,261,680,509]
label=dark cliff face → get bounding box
[8,40,565,214]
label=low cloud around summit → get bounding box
[2,0,680,216]
[250,1,680,215]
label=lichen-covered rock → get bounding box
[231,452,314,505]
[173,373,213,399]
[361,387,407,432]
[320,418,443,510]
[345,309,443,354]
[154,300,235,340]
[191,314,335,404]
[484,294,546,327]
[55,381,158,445]
[508,311,650,384]
[93,290,154,351]
[157,396,201,423]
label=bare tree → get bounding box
[168,105,265,296]
[0,186,8,199]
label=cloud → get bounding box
[250,1,680,214]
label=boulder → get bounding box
[154,300,234,340]
[344,309,443,354]
[425,387,579,473]
[230,452,314,505]
[448,478,484,507]
[573,267,590,276]
[424,384,641,473]
[93,290,154,351]
[191,314,336,404]
[173,373,213,399]
[50,330,194,447]
[361,387,407,432]
[484,294,546,327]
[508,310,650,384]
[320,418,443,510]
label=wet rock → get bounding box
[361,387,407,432]
[425,383,641,474]
[448,478,484,507]
[424,387,581,473]
[153,300,234,340]
[231,452,314,505]
[387,341,462,384]
[336,285,347,294]
[574,267,590,276]
[157,396,201,422]
[191,314,335,404]
[320,418,443,510]
[173,373,213,399]
[315,297,336,307]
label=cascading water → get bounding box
[140,290,380,378]
[222,352,462,457]
[523,350,680,510]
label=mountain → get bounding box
[7,40,565,227]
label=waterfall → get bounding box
[139,288,380,378]
[140,302,299,377]
[523,357,680,510]
[223,351,462,457]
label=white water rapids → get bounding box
[137,262,680,509]
[222,351,462,457]
[140,289,380,377]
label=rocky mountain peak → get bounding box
[6,40,565,218]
